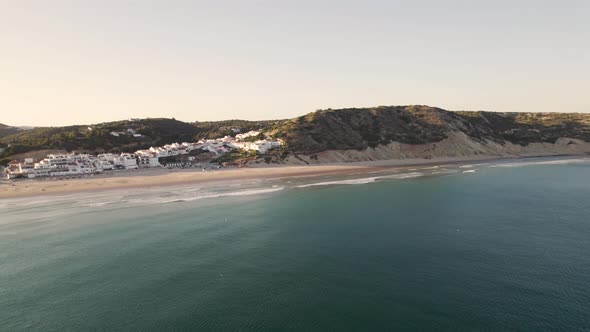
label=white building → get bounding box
[229,139,282,154]
[115,153,138,169]
[97,160,114,170]
[138,156,161,168]
[235,130,260,141]
[2,153,106,179]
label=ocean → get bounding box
[1,157,590,331]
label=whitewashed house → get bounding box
[138,156,161,168]
[235,130,260,141]
[116,153,138,169]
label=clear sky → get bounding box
[1,0,589,126]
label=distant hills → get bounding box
[0,123,23,139]
[2,106,590,164]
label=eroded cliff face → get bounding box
[281,132,590,165]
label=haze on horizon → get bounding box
[1,0,589,127]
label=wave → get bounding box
[296,178,377,188]
[83,201,123,207]
[296,172,426,188]
[155,187,286,204]
[14,187,287,209]
[490,158,590,168]
[378,172,425,179]
[421,166,440,170]
[459,163,489,169]
[462,169,478,173]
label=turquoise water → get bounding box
[1,158,590,331]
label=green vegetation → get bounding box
[211,149,257,165]
[0,118,199,159]
[454,111,590,146]
[0,117,285,160]
[270,106,590,153]
[3,106,590,160]
[271,106,452,153]
[193,120,281,140]
[0,123,22,139]
[240,132,266,142]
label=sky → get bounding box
[1,0,589,126]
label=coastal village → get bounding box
[2,130,282,180]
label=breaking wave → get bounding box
[460,163,488,169]
[296,172,426,188]
[378,172,425,180]
[490,158,590,168]
[296,178,377,188]
[156,187,286,204]
[82,200,124,207]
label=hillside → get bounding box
[0,123,22,139]
[0,118,197,159]
[193,119,283,140]
[3,106,590,164]
[271,106,454,152]
[0,118,281,162]
[270,106,590,163]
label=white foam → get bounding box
[381,172,425,179]
[460,163,489,169]
[83,201,121,207]
[296,178,377,188]
[157,187,286,203]
[421,166,440,170]
[296,172,426,188]
[490,158,590,168]
[462,169,478,173]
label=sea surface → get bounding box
[1,157,590,331]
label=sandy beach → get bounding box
[0,154,581,199]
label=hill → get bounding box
[0,123,22,139]
[270,106,590,154]
[193,119,283,140]
[269,106,590,163]
[3,106,590,164]
[0,118,196,159]
[0,118,281,162]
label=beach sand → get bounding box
[0,164,374,199]
[0,154,578,199]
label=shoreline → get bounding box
[1,153,587,199]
